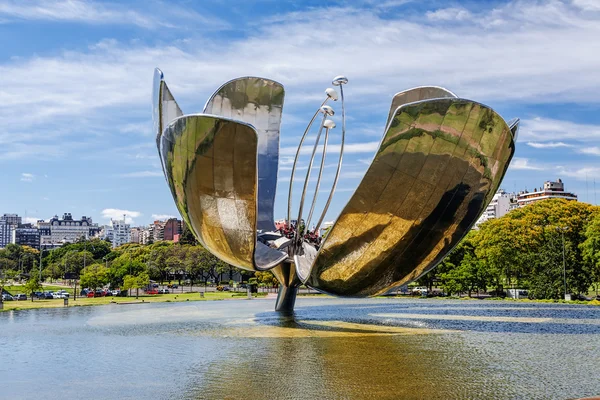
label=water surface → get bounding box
[1,298,599,399]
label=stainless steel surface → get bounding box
[386,86,457,130]
[313,79,347,234]
[154,70,517,311]
[153,68,183,180]
[508,117,520,140]
[160,114,260,270]
[305,98,515,296]
[295,113,328,239]
[203,77,284,232]
[286,96,331,228]
[305,121,333,231]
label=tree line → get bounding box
[417,199,600,299]
[0,226,278,292]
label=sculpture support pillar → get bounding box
[275,284,299,313]
[271,261,300,313]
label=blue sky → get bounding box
[2,0,600,227]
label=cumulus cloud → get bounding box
[101,208,141,224]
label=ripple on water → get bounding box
[1,298,599,399]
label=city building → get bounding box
[517,179,577,207]
[97,218,131,248]
[0,220,13,248]
[140,227,152,244]
[1,214,21,226]
[0,214,21,248]
[151,220,165,242]
[130,227,142,244]
[39,213,100,246]
[12,227,40,250]
[475,189,512,228]
[163,218,182,241]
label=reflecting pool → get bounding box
[1,298,599,399]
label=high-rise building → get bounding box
[1,214,21,226]
[97,218,131,248]
[0,221,13,248]
[0,214,21,248]
[130,227,142,244]
[12,227,41,250]
[475,189,512,228]
[151,220,166,242]
[517,179,577,207]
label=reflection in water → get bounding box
[1,298,600,400]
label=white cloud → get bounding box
[20,172,34,182]
[519,117,600,142]
[119,170,163,178]
[101,208,141,224]
[555,166,600,180]
[0,0,228,30]
[151,214,176,221]
[510,157,544,171]
[23,217,41,225]
[526,141,573,149]
[578,147,600,156]
[281,142,379,156]
[426,7,472,21]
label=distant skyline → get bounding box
[2,0,600,226]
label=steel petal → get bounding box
[203,77,285,232]
[305,98,515,296]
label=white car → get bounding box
[411,286,428,295]
[53,291,70,299]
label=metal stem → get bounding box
[286,98,329,228]
[305,126,330,231]
[296,114,328,240]
[314,84,346,233]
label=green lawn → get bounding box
[1,290,267,311]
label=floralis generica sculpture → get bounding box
[153,69,518,312]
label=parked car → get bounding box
[146,289,158,295]
[411,287,428,296]
[87,291,95,298]
[152,283,159,288]
[33,291,44,299]
[158,289,170,294]
[94,290,105,297]
[53,291,69,299]
[111,290,121,296]
[43,292,54,299]
[171,284,178,289]
[15,294,27,301]
[80,289,91,296]
[2,294,14,301]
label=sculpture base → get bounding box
[275,285,298,313]
[271,261,300,313]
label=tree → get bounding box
[179,223,198,246]
[581,213,600,295]
[122,272,150,299]
[24,275,42,302]
[80,263,109,289]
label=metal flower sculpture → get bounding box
[154,68,518,312]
